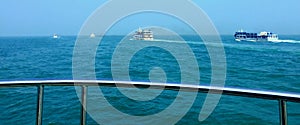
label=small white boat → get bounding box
[53,34,59,39]
[90,33,96,38]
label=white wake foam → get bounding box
[152,39,215,45]
[269,39,300,43]
[152,38,300,44]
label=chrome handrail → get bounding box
[1,80,299,125]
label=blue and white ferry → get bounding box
[234,29,278,42]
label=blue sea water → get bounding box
[0,35,299,124]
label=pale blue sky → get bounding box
[0,0,299,36]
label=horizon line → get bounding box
[1,34,300,37]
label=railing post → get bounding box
[36,85,44,125]
[279,100,287,125]
[80,86,87,125]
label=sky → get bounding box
[0,0,300,36]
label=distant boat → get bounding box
[90,33,96,38]
[234,29,278,42]
[53,34,59,39]
[131,27,154,41]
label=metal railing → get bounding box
[1,80,300,125]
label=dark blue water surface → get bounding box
[0,35,299,124]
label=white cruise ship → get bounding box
[131,28,154,41]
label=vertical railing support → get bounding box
[36,85,44,125]
[80,86,87,125]
[279,100,287,125]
